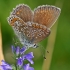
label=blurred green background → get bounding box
[0,0,70,70]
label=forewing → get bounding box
[11,4,33,22]
[33,5,61,28]
[8,15,29,43]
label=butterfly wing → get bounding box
[8,15,50,43]
[8,15,33,45]
[8,4,34,44]
[33,5,61,28]
[8,4,61,46]
[11,4,33,22]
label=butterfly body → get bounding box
[8,4,61,48]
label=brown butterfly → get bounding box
[8,4,61,48]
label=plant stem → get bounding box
[0,24,4,65]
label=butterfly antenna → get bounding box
[38,44,49,59]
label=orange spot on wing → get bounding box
[16,10,22,15]
[10,18,19,26]
[16,12,20,15]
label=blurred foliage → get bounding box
[0,0,70,70]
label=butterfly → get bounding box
[8,4,61,48]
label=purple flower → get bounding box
[17,57,23,67]
[0,46,34,70]
[23,63,34,70]
[22,52,34,64]
[20,47,27,54]
[12,46,34,64]
[0,60,12,70]
[13,46,34,69]
[17,52,34,67]
[11,46,27,56]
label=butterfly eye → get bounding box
[34,44,39,48]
